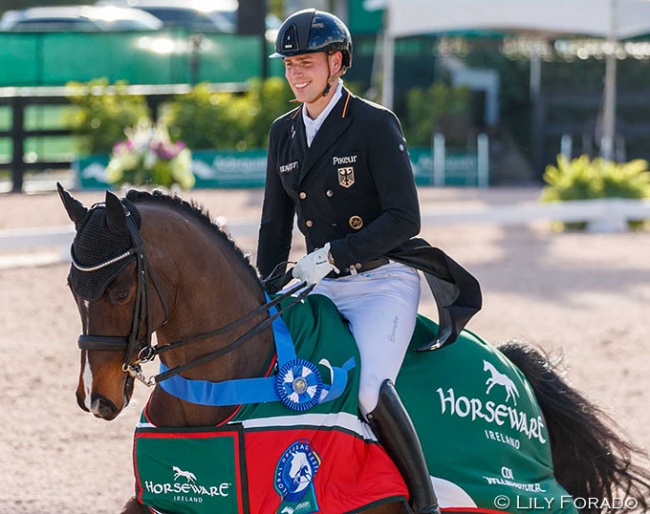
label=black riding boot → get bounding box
[367,379,440,514]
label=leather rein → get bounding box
[73,208,311,387]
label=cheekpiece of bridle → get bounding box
[73,202,314,388]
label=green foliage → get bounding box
[163,78,294,151]
[404,82,472,147]
[542,154,650,229]
[541,155,600,202]
[245,78,298,145]
[542,155,650,201]
[64,78,150,155]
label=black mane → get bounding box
[125,189,261,285]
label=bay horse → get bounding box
[58,185,650,514]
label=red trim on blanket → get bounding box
[133,432,144,505]
[217,404,243,426]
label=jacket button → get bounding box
[299,192,307,199]
[326,189,333,197]
[306,220,313,228]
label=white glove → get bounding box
[292,243,339,286]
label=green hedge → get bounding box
[162,78,294,151]
[64,78,295,154]
[65,78,149,154]
[64,78,471,154]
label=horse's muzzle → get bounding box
[86,394,120,420]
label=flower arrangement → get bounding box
[106,119,195,190]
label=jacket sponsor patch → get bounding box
[280,161,299,173]
[333,155,358,165]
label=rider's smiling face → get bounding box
[283,51,342,119]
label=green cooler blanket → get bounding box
[133,293,577,514]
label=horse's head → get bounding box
[59,185,166,420]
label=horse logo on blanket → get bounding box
[173,466,197,484]
[483,360,520,405]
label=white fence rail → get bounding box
[420,198,650,232]
[1,199,648,268]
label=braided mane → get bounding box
[125,189,261,285]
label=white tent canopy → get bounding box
[388,0,650,39]
[382,0,650,161]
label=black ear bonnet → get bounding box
[69,199,142,301]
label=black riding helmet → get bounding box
[270,9,352,69]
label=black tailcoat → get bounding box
[257,88,482,349]
[257,88,420,275]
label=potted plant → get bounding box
[541,155,650,230]
[106,119,195,191]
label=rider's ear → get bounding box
[57,182,88,231]
[105,190,128,234]
[330,51,343,74]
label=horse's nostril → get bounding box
[90,395,120,420]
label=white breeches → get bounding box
[311,261,421,415]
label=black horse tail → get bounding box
[498,339,650,514]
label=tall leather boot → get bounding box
[367,379,440,514]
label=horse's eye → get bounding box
[113,290,130,303]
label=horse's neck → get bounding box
[146,210,274,427]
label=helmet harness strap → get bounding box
[309,52,346,104]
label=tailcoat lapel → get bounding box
[299,89,353,183]
[285,105,307,162]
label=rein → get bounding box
[153,281,311,383]
[75,205,312,387]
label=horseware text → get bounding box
[143,481,231,497]
[436,387,547,444]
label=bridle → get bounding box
[73,209,168,383]
[73,205,312,387]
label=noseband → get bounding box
[74,204,313,387]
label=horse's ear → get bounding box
[105,190,128,234]
[57,182,88,230]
